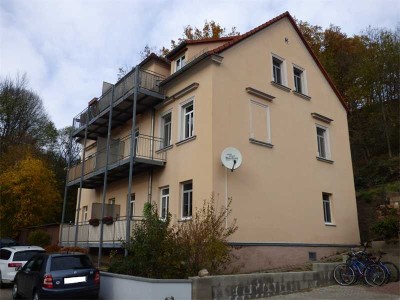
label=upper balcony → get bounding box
[67,133,166,188]
[72,68,166,140]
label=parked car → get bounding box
[12,253,100,299]
[0,238,18,249]
[0,246,45,288]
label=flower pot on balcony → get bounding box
[89,218,100,226]
[102,216,114,225]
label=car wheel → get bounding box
[33,290,40,300]
[12,282,21,299]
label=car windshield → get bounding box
[13,250,44,261]
[51,255,93,271]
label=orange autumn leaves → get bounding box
[0,156,61,237]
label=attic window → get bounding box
[176,55,186,71]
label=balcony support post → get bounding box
[74,106,90,247]
[98,85,115,268]
[60,125,74,246]
[125,66,140,257]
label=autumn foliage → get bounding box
[0,156,61,237]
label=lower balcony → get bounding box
[67,134,166,188]
[60,216,143,248]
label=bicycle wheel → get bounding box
[382,261,400,283]
[364,264,386,286]
[333,264,356,286]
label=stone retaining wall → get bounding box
[191,263,340,300]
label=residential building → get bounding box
[61,12,360,271]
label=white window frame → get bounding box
[160,110,172,148]
[179,97,195,141]
[82,206,88,224]
[322,193,333,224]
[316,124,331,160]
[176,54,186,72]
[271,53,287,86]
[249,100,271,144]
[181,181,193,220]
[160,187,170,220]
[129,193,135,218]
[293,64,308,95]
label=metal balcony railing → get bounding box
[67,134,166,182]
[60,216,144,247]
[72,69,165,129]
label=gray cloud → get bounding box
[1,0,399,128]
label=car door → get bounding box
[24,255,45,297]
[18,257,36,296]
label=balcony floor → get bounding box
[67,156,165,189]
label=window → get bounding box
[322,193,333,224]
[82,206,88,224]
[13,250,44,262]
[293,67,303,93]
[108,198,115,219]
[0,249,11,260]
[130,193,135,218]
[272,57,283,84]
[181,100,194,140]
[176,55,186,71]
[161,112,172,148]
[182,181,193,219]
[249,100,271,144]
[160,187,169,220]
[316,125,331,159]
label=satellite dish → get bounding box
[221,147,242,172]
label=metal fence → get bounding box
[60,217,143,248]
[68,134,165,182]
[73,69,165,129]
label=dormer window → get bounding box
[176,55,186,71]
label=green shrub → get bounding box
[109,197,238,279]
[371,216,399,240]
[27,230,51,247]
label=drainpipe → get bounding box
[74,107,90,247]
[98,86,115,268]
[125,66,140,257]
[60,124,73,246]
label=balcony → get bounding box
[72,69,165,140]
[67,134,166,188]
[60,216,143,248]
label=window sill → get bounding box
[292,91,311,101]
[156,144,173,153]
[325,223,336,227]
[178,218,192,222]
[270,81,291,92]
[249,138,274,148]
[316,156,334,164]
[176,135,197,146]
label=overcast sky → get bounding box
[1,0,399,129]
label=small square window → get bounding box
[176,55,186,71]
[309,252,317,261]
[181,100,194,140]
[272,57,283,85]
[316,125,330,159]
[294,67,303,93]
[322,193,332,224]
[182,181,193,219]
[161,112,172,148]
[160,187,169,220]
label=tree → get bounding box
[0,74,57,154]
[0,156,62,237]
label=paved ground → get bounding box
[270,282,400,299]
[1,282,399,299]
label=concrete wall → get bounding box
[99,272,192,300]
[191,263,340,300]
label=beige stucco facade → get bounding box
[67,13,360,270]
